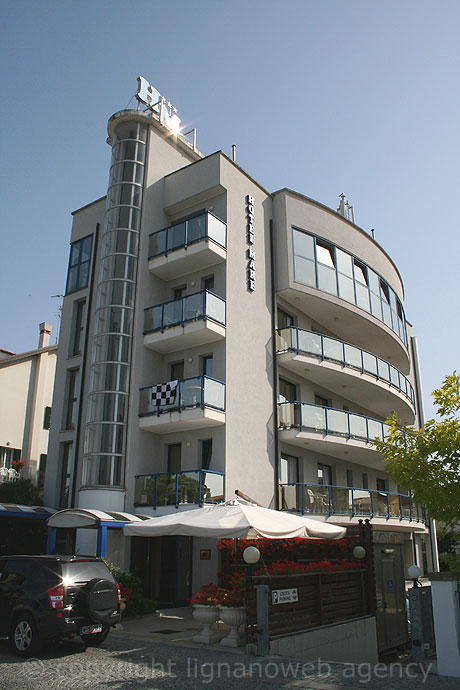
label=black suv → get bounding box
[0,555,122,656]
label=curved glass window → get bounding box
[292,227,408,347]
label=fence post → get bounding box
[255,584,269,656]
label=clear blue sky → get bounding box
[1,0,458,419]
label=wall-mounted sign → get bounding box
[199,549,211,561]
[246,194,255,291]
[136,76,181,133]
[272,588,298,605]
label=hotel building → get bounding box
[45,80,437,614]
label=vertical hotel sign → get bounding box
[246,194,255,291]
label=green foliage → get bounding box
[104,561,156,617]
[374,372,460,525]
[436,525,460,577]
[0,479,43,506]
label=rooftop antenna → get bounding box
[337,193,355,223]
[50,294,64,343]
[232,145,237,162]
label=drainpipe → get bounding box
[269,219,280,509]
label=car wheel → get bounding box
[80,627,110,647]
[10,615,41,657]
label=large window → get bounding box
[70,300,86,356]
[66,236,93,294]
[60,443,73,508]
[292,228,408,347]
[65,369,80,430]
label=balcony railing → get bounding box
[149,211,226,259]
[280,483,427,523]
[134,469,225,508]
[278,401,389,442]
[144,290,226,334]
[139,375,225,417]
[277,326,415,407]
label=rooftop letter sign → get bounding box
[136,76,181,134]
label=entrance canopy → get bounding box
[123,500,346,540]
[46,508,151,557]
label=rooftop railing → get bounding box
[279,482,427,523]
[134,469,225,508]
[139,375,225,416]
[277,326,415,407]
[148,211,226,259]
[278,401,389,443]
[144,290,226,334]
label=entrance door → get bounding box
[374,543,408,652]
[131,535,192,607]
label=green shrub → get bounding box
[104,561,156,617]
[0,479,43,506]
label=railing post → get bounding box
[184,219,188,248]
[409,495,413,522]
[320,333,324,361]
[198,470,203,507]
[175,473,179,509]
[370,490,374,517]
[301,484,305,515]
[386,492,390,519]
[346,410,350,439]
[328,485,332,515]
[161,303,165,333]
[153,474,157,509]
[351,488,355,517]
[399,493,403,520]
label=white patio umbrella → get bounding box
[123,499,346,540]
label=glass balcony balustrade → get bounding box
[139,376,225,416]
[277,327,415,407]
[279,483,427,523]
[144,290,226,334]
[134,469,225,508]
[278,401,389,443]
[148,211,226,259]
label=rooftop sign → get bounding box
[136,76,181,134]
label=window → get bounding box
[280,454,299,484]
[346,469,353,488]
[277,308,294,329]
[43,406,52,430]
[173,285,186,300]
[65,369,80,429]
[38,454,47,488]
[362,472,368,489]
[71,300,86,356]
[201,355,213,378]
[279,378,296,403]
[318,463,332,486]
[316,241,337,295]
[314,394,329,407]
[60,443,72,509]
[66,235,93,294]
[201,439,212,470]
[170,360,184,381]
[376,478,388,492]
[203,276,214,292]
[316,242,335,268]
[167,444,181,473]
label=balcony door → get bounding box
[279,378,297,427]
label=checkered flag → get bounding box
[151,380,178,406]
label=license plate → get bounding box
[80,624,102,635]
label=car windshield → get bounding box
[61,560,113,585]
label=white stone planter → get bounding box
[192,605,220,644]
[219,606,246,647]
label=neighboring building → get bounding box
[0,323,57,488]
[45,79,437,608]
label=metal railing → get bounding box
[279,482,427,523]
[139,375,225,416]
[278,401,389,442]
[148,211,226,259]
[134,469,225,508]
[144,290,226,334]
[277,326,415,407]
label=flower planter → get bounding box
[192,605,220,644]
[219,606,246,647]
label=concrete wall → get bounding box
[269,615,379,664]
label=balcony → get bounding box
[148,212,226,280]
[278,402,389,468]
[277,327,415,423]
[134,469,224,509]
[280,483,427,528]
[144,290,226,353]
[139,375,225,433]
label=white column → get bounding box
[430,572,460,677]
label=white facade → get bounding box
[0,323,57,487]
[45,98,434,604]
